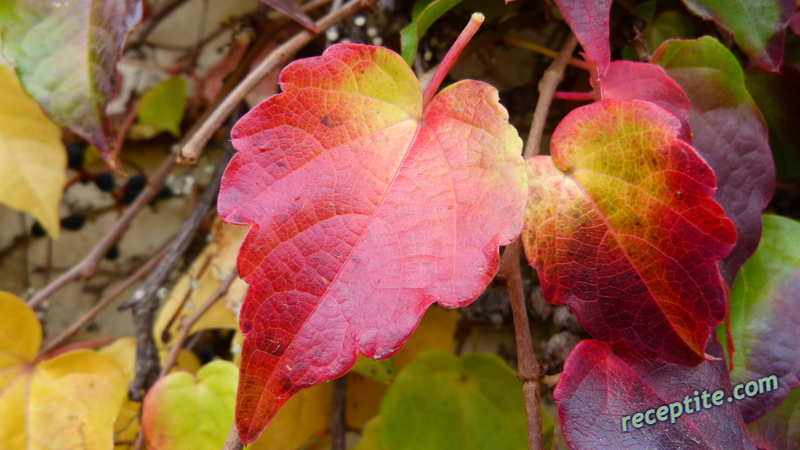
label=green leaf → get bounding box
[680,0,794,71]
[0,0,142,172]
[400,0,465,65]
[721,215,800,422]
[747,386,800,449]
[366,350,533,450]
[351,355,396,384]
[141,360,238,450]
[130,77,188,140]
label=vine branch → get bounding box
[498,32,578,450]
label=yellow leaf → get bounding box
[347,306,458,429]
[0,292,126,449]
[155,220,247,350]
[142,360,238,450]
[247,383,332,450]
[0,65,66,238]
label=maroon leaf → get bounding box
[653,37,775,285]
[556,338,756,449]
[0,0,142,172]
[724,215,800,423]
[260,0,318,32]
[554,0,612,74]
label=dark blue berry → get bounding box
[31,221,46,237]
[66,143,85,170]
[94,172,115,192]
[61,214,85,231]
[104,244,120,261]
[122,175,146,205]
[157,186,173,199]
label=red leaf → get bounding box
[218,43,526,443]
[554,0,612,74]
[259,0,317,32]
[601,60,692,142]
[555,338,756,449]
[522,99,736,366]
[653,37,775,285]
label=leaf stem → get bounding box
[553,91,594,101]
[331,375,348,450]
[421,12,484,108]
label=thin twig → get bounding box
[503,36,589,71]
[158,269,237,378]
[497,240,544,450]
[37,245,170,358]
[178,0,370,165]
[497,33,579,450]
[331,375,348,450]
[27,156,177,309]
[524,34,578,159]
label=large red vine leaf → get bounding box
[0,0,141,171]
[653,37,775,285]
[218,43,527,443]
[522,99,736,366]
[556,338,755,449]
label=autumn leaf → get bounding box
[553,0,612,74]
[0,292,126,449]
[355,351,531,450]
[679,0,794,71]
[141,360,238,450]
[99,337,202,447]
[555,338,755,449]
[522,99,736,366]
[218,42,526,442]
[653,37,775,285]
[0,64,65,238]
[246,383,332,450]
[722,215,800,423]
[747,386,800,449]
[598,60,692,142]
[0,0,142,171]
[154,218,245,349]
